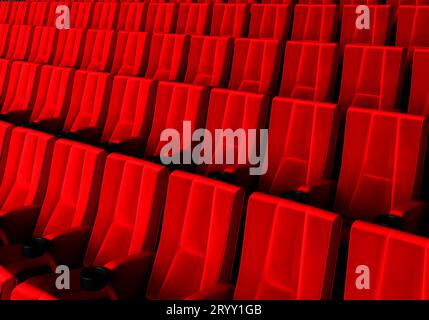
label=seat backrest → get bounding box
[111,31,151,76]
[27,26,57,65]
[408,49,429,116]
[1,62,40,118]
[7,1,27,25]
[84,154,169,267]
[334,107,429,222]
[144,3,178,33]
[80,29,116,73]
[235,193,342,300]
[33,140,106,238]
[0,3,10,24]
[248,4,292,40]
[176,3,212,35]
[52,28,86,69]
[345,221,429,300]
[5,25,33,61]
[30,65,75,128]
[146,171,244,300]
[117,2,148,31]
[210,4,250,37]
[144,81,209,158]
[0,127,55,213]
[259,98,340,195]
[145,33,190,82]
[279,41,339,101]
[101,76,157,147]
[0,24,10,58]
[341,5,392,46]
[26,1,48,26]
[91,2,119,29]
[229,38,283,94]
[292,4,339,42]
[338,45,406,114]
[70,2,93,28]
[0,121,12,180]
[396,5,429,48]
[184,35,233,87]
[63,70,111,135]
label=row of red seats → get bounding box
[0,121,426,300]
[2,1,429,47]
[1,27,429,115]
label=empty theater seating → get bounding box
[10,154,168,300]
[279,41,339,101]
[1,0,429,302]
[338,45,406,114]
[0,139,106,297]
[334,108,429,231]
[259,98,339,207]
[234,193,342,300]
[345,221,429,300]
[146,171,244,300]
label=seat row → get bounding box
[0,123,426,300]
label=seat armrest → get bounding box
[102,251,155,299]
[185,283,235,300]
[390,201,429,233]
[44,226,92,267]
[298,179,337,209]
[0,206,41,245]
[32,118,65,133]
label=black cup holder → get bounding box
[282,190,310,205]
[375,214,403,230]
[22,237,50,258]
[80,267,112,291]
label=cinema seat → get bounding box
[233,193,342,300]
[117,2,147,31]
[27,26,57,65]
[0,3,9,24]
[248,4,292,40]
[229,38,283,94]
[211,4,250,37]
[4,25,33,61]
[62,71,112,143]
[198,89,269,177]
[0,139,106,300]
[0,24,10,58]
[145,33,190,82]
[408,49,429,116]
[396,6,429,49]
[52,29,86,69]
[80,30,116,73]
[279,41,339,102]
[26,2,49,26]
[176,4,212,35]
[0,127,55,246]
[101,76,157,154]
[334,108,429,232]
[184,35,233,87]
[144,3,178,33]
[29,66,75,133]
[7,1,27,25]
[91,2,119,30]
[259,98,340,207]
[10,154,168,300]
[70,2,93,29]
[291,4,339,42]
[345,221,429,300]
[0,121,12,179]
[338,45,406,114]
[340,5,392,46]
[144,81,209,159]
[0,62,40,124]
[146,171,244,300]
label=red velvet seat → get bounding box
[259,98,340,207]
[210,4,250,37]
[26,2,49,26]
[27,26,57,65]
[4,25,33,61]
[91,2,119,29]
[279,41,339,101]
[408,49,429,116]
[396,6,429,49]
[117,2,147,31]
[144,3,178,33]
[176,4,212,35]
[184,35,233,87]
[146,171,245,300]
[10,153,168,300]
[234,193,342,300]
[80,29,116,73]
[248,4,292,40]
[0,24,10,58]
[70,2,93,29]
[52,29,86,69]
[334,108,429,230]
[6,1,27,25]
